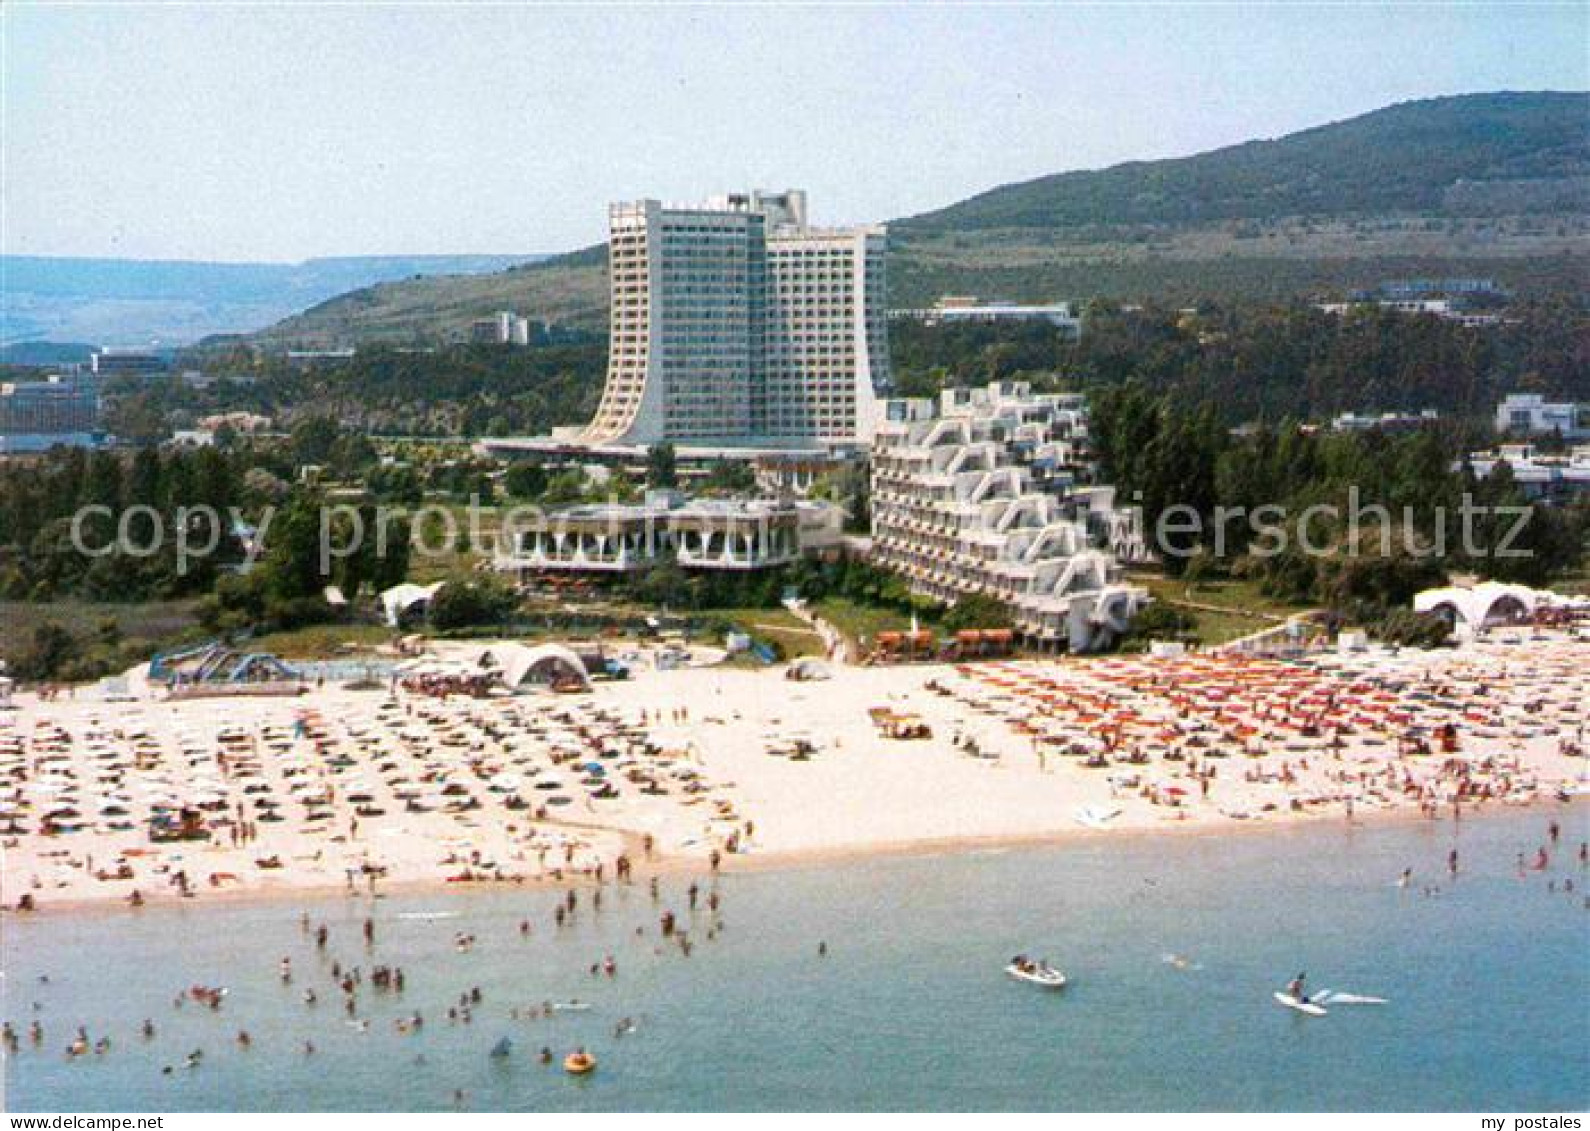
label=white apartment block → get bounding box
[1495,393,1586,438]
[582,190,889,448]
[870,382,1147,652]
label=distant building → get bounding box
[1495,393,1586,439]
[1331,409,1440,432]
[286,348,356,367]
[197,411,272,434]
[90,347,167,376]
[870,381,1146,652]
[0,377,101,453]
[1463,443,1590,502]
[891,296,1083,338]
[1375,278,1503,300]
[469,311,532,345]
[1316,296,1508,327]
[580,190,889,448]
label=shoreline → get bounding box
[7,794,1579,920]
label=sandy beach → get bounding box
[4,631,1587,912]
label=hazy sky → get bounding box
[4,2,1585,262]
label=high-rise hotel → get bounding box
[581,190,890,448]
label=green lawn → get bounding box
[245,622,397,659]
[812,597,941,654]
[702,605,826,659]
[1128,571,1310,646]
[405,502,498,583]
[0,599,206,653]
[1554,564,1590,597]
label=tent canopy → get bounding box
[489,643,590,690]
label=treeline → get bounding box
[0,433,413,608]
[890,299,1588,423]
[1089,383,1589,610]
[0,445,254,603]
[104,341,607,443]
[90,298,1590,446]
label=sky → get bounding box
[3,2,1586,263]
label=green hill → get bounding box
[896,92,1588,231]
[249,92,1589,347]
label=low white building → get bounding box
[891,296,1082,338]
[870,381,1146,651]
[494,491,843,579]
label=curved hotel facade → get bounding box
[582,190,889,448]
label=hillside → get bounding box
[249,92,1590,347]
[252,249,608,347]
[896,92,1588,232]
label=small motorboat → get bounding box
[1005,956,1067,989]
[564,1050,597,1075]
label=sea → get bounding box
[4,807,1587,1112]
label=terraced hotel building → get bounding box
[870,382,1147,652]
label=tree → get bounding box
[428,576,518,629]
[646,443,678,489]
[942,593,1013,632]
[290,416,340,468]
[541,469,588,506]
[632,560,690,609]
[504,461,549,499]
[701,460,755,493]
[259,492,328,602]
[9,623,76,681]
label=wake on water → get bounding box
[1315,990,1389,1005]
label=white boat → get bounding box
[1273,991,1327,1016]
[1006,960,1067,989]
